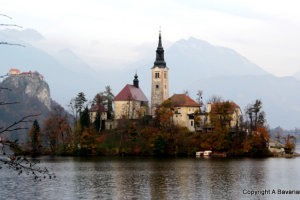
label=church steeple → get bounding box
[133,73,139,88]
[153,30,166,68]
[151,29,169,116]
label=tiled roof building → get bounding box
[170,94,201,131]
[114,74,148,119]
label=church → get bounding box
[113,31,169,120]
[150,31,169,116]
[112,31,241,131]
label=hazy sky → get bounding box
[2,0,300,76]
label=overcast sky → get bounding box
[2,0,300,76]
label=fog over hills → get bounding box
[0,29,299,128]
[0,30,105,106]
[293,70,300,81]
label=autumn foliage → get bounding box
[25,94,271,157]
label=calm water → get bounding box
[1,156,300,200]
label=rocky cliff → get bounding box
[0,73,52,141]
[2,74,51,110]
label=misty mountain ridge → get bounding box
[167,37,269,78]
[1,28,300,128]
[1,28,44,42]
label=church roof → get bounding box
[114,84,148,102]
[170,94,201,107]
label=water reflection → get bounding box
[1,157,300,200]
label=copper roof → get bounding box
[170,94,201,107]
[114,84,148,102]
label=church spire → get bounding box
[153,29,166,68]
[133,73,139,88]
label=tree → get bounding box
[43,105,71,154]
[207,101,233,151]
[103,85,114,119]
[80,107,90,129]
[93,92,106,131]
[283,134,296,154]
[67,98,77,123]
[245,100,265,132]
[196,90,203,105]
[208,95,223,104]
[29,120,41,154]
[154,99,174,131]
[74,92,87,117]
[0,14,54,179]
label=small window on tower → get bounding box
[156,85,159,89]
[164,71,167,78]
[155,72,160,79]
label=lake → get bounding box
[1,156,300,200]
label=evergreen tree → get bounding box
[29,120,41,154]
[93,112,101,131]
[75,92,87,116]
[80,107,90,129]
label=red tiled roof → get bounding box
[211,102,240,114]
[170,94,201,107]
[114,84,148,102]
[9,68,20,72]
[89,105,107,112]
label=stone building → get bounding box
[207,101,242,128]
[170,94,202,132]
[151,31,169,116]
[114,74,148,119]
[9,68,20,75]
[89,105,107,123]
[190,101,242,132]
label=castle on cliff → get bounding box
[9,68,44,80]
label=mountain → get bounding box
[293,70,300,81]
[0,74,51,141]
[187,75,300,128]
[128,37,300,128]
[1,29,299,128]
[1,28,44,42]
[0,29,105,106]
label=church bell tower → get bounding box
[151,30,169,116]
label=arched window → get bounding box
[155,72,160,78]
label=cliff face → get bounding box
[2,74,51,110]
[0,74,52,141]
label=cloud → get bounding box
[2,0,300,75]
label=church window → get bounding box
[156,85,159,89]
[191,121,194,126]
[155,72,160,78]
[165,85,166,89]
[164,71,167,78]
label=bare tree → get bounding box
[208,95,223,104]
[0,14,53,179]
[196,90,203,105]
